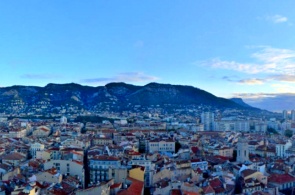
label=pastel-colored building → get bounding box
[129,166,145,182]
[33,126,51,138]
[44,159,85,188]
[148,139,175,153]
[35,168,62,184]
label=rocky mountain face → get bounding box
[229,98,253,108]
[0,82,258,112]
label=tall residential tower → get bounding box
[201,112,215,131]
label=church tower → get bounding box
[237,135,249,163]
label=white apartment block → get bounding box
[255,123,267,132]
[214,120,249,132]
[235,121,250,132]
[267,119,280,131]
[148,139,175,153]
[30,142,45,158]
[276,140,292,158]
[9,129,27,138]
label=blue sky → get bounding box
[1,1,295,110]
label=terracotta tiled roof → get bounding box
[110,183,122,189]
[60,147,83,151]
[195,168,203,174]
[191,146,199,153]
[91,155,119,161]
[241,169,257,178]
[73,160,83,165]
[170,189,182,195]
[214,186,226,193]
[214,155,231,160]
[29,160,42,168]
[250,157,263,162]
[191,158,201,163]
[71,151,83,156]
[46,168,58,175]
[208,178,226,193]
[268,173,295,184]
[38,127,50,132]
[209,178,223,189]
[183,190,200,195]
[154,179,169,188]
[128,150,141,156]
[35,181,50,189]
[117,180,144,195]
[1,152,25,160]
[0,164,11,171]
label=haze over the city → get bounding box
[1,1,295,111]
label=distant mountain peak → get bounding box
[230,98,252,108]
[45,82,83,88]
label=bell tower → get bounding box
[237,135,249,163]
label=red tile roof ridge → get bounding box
[118,178,144,195]
[110,183,122,189]
[268,173,295,184]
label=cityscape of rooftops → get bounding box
[0,1,295,195]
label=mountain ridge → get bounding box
[0,82,261,113]
[230,98,253,108]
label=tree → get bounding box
[285,129,293,138]
[144,188,151,195]
[234,176,243,194]
[267,127,278,135]
[232,150,237,162]
[175,141,181,153]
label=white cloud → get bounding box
[81,72,159,84]
[233,92,277,100]
[238,78,264,85]
[203,58,259,74]
[271,83,295,93]
[203,46,295,75]
[252,47,295,64]
[227,74,295,86]
[21,74,61,79]
[269,74,295,82]
[268,14,288,23]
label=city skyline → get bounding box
[1,1,295,110]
